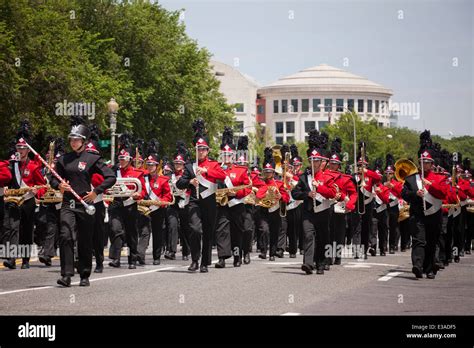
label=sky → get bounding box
[159,0,473,137]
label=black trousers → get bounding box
[466,211,474,251]
[453,210,464,256]
[150,208,167,260]
[373,208,388,253]
[1,198,36,263]
[167,204,191,256]
[399,217,412,250]
[287,205,303,255]
[109,203,139,264]
[59,204,94,278]
[215,203,245,259]
[137,212,152,261]
[302,209,330,269]
[437,213,449,263]
[187,195,217,266]
[242,204,254,254]
[38,204,60,259]
[254,206,263,251]
[92,202,105,266]
[259,208,281,257]
[388,205,400,249]
[361,201,374,254]
[411,210,442,274]
[279,216,287,252]
[329,208,346,260]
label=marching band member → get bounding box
[328,138,357,265]
[141,141,172,265]
[166,141,192,261]
[0,156,13,257]
[235,135,254,264]
[85,125,107,273]
[353,142,382,259]
[52,121,116,286]
[285,144,304,259]
[255,147,290,261]
[384,154,403,254]
[402,130,448,279]
[291,130,337,274]
[250,158,265,256]
[460,158,473,254]
[176,119,227,273]
[108,134,146,270]
[214,128,251,268]
[2,120,46,270]
[457,157,471,257]
[372,158,391,256]
[452,154,468,263]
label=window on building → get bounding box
[286,121,295,134]
[380,101,386,114]
[367,100,373,113]
[375,100,379,114]
[257,104,265,114]
[234,103,244,112]
[275,136,283,145]
[378,122,384,128]
[273,100,279,113]
[318,121,329,130]
[348,99,354,112]
[234,121,244,133]
[275,122,284,134]
[282,100,288,113]
[313,98,321,112]
[305,121,316,133]
[286,136,295,144]
[302,99,309,112]
[324,98,332,112]
[290,99,298,113]
[358,99,364,113]
[336,99,344,112]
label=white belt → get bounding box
[268,202,280,213]
[376,204,387,213]
[460,199,467,207]
[313,199,331,213]
[178,195,190,209]
[123,197,135,207]
[55,202,62,210]
[228,197,245,207]
[23,191,35,201]
[334,201,346,214]
[287,199,302,211]
[453,206,461,218]
[389,198,399,208]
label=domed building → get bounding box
[257,64,393,144]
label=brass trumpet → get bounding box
[215,184,253,206]
[256,186,280,208]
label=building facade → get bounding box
[258,64,393,144]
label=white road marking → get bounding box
[263,262,301,265]
[281,312,301,316]
[378,272,403,281]
[0,267,177,296]
[343,264,372,268]
[347,262,399,267]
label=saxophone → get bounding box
[4,185,48,206]
[255,185,280,209]
[215,184,253,206]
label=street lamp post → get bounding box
[107,98,119,165]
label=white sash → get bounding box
[145,176,160,212]
[14,162,34,201]
[389,193,399,207]
[307,174,330,213]
[192,163,217,199]
[453,206,461,218]
[287,192,303,211]
[223,174,245,207]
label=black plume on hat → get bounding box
[55,137,65,156]
[118,132,132,153]
[307,129,319,157]
[220,126,235,150]
[357,141,369,163]
[146,138,159,157]
[385,153,395,169]
[439,149,451,170]
[457,152,462,165]
[175,140,190,162]
[192,118,209,146]
[290,144,299,159]
[89,124,100,142]
[70,115,86,127]
[330,137,342,157]
[263,147,275,168]
[281,143,290,159]
[374,157,383,171]
[463,157,471,171]
[251,156,261,171]
[237,135,248,151]
[16,119,32,143]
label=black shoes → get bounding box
[334,258,341,265]
[94,264,103,273]
[164,252,176,260]
[182,255,189,261]
[454,256,460,263]
[369,248,376,257]
[275,250,284,258]
[289,254,296,258]
[380,251,386,256]
[215,258,226,268]
[269,256,275,261]
[109,259,121,268]
[412,267,423,279]
[426,272,435,279]
[39,256,52,266]
[243,253,251,264]
[324,264,330,271]
[128,261,137,269]
[153,259,161,265]
[316,268,324,275]
[389,248,395,254]
[21,262,30,269]
[258,253,266,259]
[57,276,71,287]
[3,259,16,269]
[363,254,368,260]
[79,278,90,286]
[301,264,313,275]
[188,261,199,272]
[233,257,242,267]
[200,265,208,273]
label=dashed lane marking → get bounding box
[378,271,403,281]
